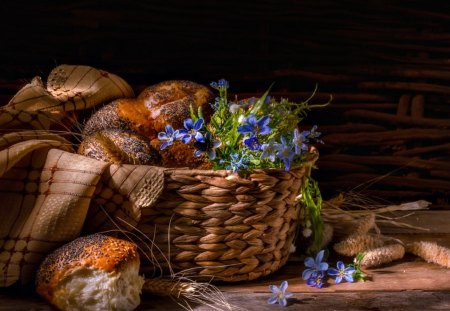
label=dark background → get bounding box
[1,0,449,208]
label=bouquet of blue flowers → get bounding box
[158,79,329,173]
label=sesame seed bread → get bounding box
[36,234,144,311]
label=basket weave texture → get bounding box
[138,167,310,282]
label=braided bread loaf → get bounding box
[78,80,214,168]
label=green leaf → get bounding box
[249,82,275,115]
[189,104,197,121]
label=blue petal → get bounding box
[165,125,174,135]
[259,125,272,135]
[181,135,192,144]
[194,118,204,130]
[269,285,280,293]
[280,135,287,145]
[194,132,204,142]
[246,114,257,126]
[195,132,205,143]
[280,281,288,292]
[207,149,216,160]
[345,267,356,274]
[176,129,188,138]
[267,296,278,305]
[306,279,314,287]
[212,140,222,149]
[337,261,345,270]
[284,292,294,298]
[194,150,203,157]
[160,141,171,150]
[319,262,329,271]
[302,268,314,280]
[344,274,354,283]
[335,275,343,284]
[258,115,270,127]
[283,158,291,171]
[327,268,339,276]
[304,257,315,268]
[280,298,287,307]
[158,132,168,140]
[184,118,194,130]
[237,125,254,134]
[316,250,325,264]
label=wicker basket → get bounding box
[134,160,316,282]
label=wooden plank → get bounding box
[377,211,450,234]
[218,260,450,294]
[1,284,450,311]
[195,292,450,311]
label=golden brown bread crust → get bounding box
[35,234,139,305]
[135,80,214,135]
[150,139,212,169]
[78,129,161,165]
[79,80,214,167]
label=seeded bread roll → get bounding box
[36,234,144,311]
[79,80,214,168]
[78,129,161,165]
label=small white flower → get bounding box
[289,244,296,253]
[238,114,246,123]
[229,103,240,114]
[302,228,312,238]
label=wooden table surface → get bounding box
[2,212,450,311]
[2,234,450,311]
[1,258,449,311]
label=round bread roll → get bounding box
[79,80,214,167]
[36,234,144,311]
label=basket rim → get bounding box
[162,148,319,176]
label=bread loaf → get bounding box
[36,234,144,311]
[79,80,214,168]
[78,129,161,165]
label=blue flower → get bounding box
[306,271,325,289]
[210,79,229,90]
[275,136,296,171]
[193,132,222,160]
[327,261,356,284]
[237,114,272,136]
[211,96,221,110]
[292,129,309,155]
[227,153,249,173]
[179,118,204,144]
[309,125,321,137]
[261,139,277,162]
[263,95,272,105]
[243,134,262,150]
[267,281,293,307]
[302,250,329,280]
[157,125,182,150]
[302,125,323,144]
